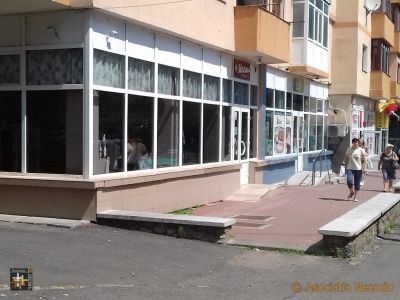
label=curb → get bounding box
[0,214,91,229]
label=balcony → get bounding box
[371,12,395,47]
[0,0,92,15]
[391,80,400,97]
[370,71,391,99]
[391,31,400,53]
[234,4,290,64]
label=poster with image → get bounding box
[285,115,292,154]
[274,114,285,155]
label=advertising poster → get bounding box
[274,114,285,155]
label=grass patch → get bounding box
[168,204,204,215]
[276,248,305,256]
[384,221,396,234]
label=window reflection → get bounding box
[93,91,123,175]
[27,90,83,174]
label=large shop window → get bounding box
[0,55,20,85]
[309,114,317,151]
[157,98,179,167]
[265,110,273,156]
[183,70,201,99]
[158,65,180,96]
[293,94,303,111]
[0,92,21,172]
[27,49,83,85]
[182,101,201,165]
[27,90,83,174]
[127,95,153,171]
[234,82,249,105]
[93,50,125,88]
[203,75,220,101]
[250,109,257,158]
[128,58,154,92]
[274,112,285,155]
[222,79,232,103]
[317,115,324,149]
[222,106,231,161]
[93,91,124,175]
[371,39,390,74]
[266,88,274,108]
[250,85,258,106]
[275,90,285,109]
[203,104,220,163]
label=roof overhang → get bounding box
[0,0,93,15]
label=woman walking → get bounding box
[378,143,399,192]
[344,138,367,202]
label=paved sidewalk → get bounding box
[193,170,395,252]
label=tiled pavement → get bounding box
[193,171,394,251]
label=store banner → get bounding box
[233,59,250,81]
[375,102,389,129]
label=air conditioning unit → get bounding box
[327,125,347,137]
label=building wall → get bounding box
[96,169,240,213]
[92,0,235,52]
[0,185,96,220]
[330,0,371,96]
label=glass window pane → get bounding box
[303,114,309,152]
[310,97,317,112]
[309,114,317,151]
[304,96,310,112]
[274,112,285,155]
[0,91,21,171]
[309,6,315,40]
[128,58,154,92]
[275,90,285,109]
[250,85,258,106]
[317,99,323,112]
[266,88,274,108]
[286,113,292,154]
[28,90,83,174]
[128,95,153,171]
[222,106,231,161]
[293,94,303,111]
[316,0,323,10]
[222,79,232,103]
[317,115,324,149]
[204,75,220,101]
[93,49,124,88]
[265,111,273,156]
[203,104,220,163]
[182,101,201,165]
[234,81,249,105]
[250,109,257,158]
[157,98,179,167]
[323,15,328,47]
[93,91,123,175]
[293,3,305,37]
[0,55,20,85]
[158,64,180,96]
[183,70,201,99]
[27,49,83,85]
[286,92,293,110]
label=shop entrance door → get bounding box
[233,107,250,185]
[293,112,305,172]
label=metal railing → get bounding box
[311,149,331,186]
[236,0,282,18]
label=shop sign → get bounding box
[233,59,250,81]
[293,78,304,93]
[375,102,389,129]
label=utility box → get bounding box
[327,125,347,137]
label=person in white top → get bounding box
[344,138,367,202]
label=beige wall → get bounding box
[96,170,240,213]
[0,185,96,220]
[330,0,371,96]
[93,0,235,51]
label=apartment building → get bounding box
[0,0,331,220]
[329,0,399,171]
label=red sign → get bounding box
[233,59,250,81]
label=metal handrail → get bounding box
[311,149,331,186]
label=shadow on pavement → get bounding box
[318,197,350,202]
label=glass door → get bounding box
[233,107,250,185]
[293,112,304,172]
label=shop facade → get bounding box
[0,10,261,220]
[251,67,330,185]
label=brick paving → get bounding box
[193,171,393,251]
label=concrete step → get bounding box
[224,183,284,202]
